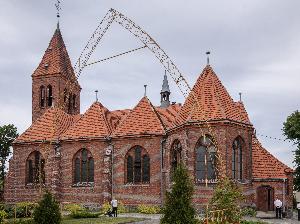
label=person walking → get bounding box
[111,198,118,217]
[274,198,283,219]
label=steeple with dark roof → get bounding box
[160,73,171,108]
[31,26,81,122]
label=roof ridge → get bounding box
[146,97,167,132]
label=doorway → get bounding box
[257,185,274,211]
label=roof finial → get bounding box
[239,92,242,102]
[55,0,61,29]
[95,90,99,102]
[144,85,147,97]
[206,51,210,65]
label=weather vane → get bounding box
[55,0,62,19]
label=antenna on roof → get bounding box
[144,85,147,97]
[206,51,210,65]
[239,92,242,102]
[55,0,61,29]
[95,90,99,102]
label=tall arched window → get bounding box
[73,149,94,184]
[72,94,76,110]
[232,136,243,180]
[170,140,182,174]
[68,93,72,113]
[195,135,216,183]
[26,151,45,184]
[46,85,53,107]
[40,86,45,108]
[126,146,150,184]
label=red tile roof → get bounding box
[32,27,78,85]
[252,137,293,179]
[113,97,166,137]
[155,104,182,129]
[62,102,114,139]
[175,65,251,125]
[15,108,75,143]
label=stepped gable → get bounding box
[155,104,181,129]
[175,65,251,126]
[15,108,75,143]
[62,102,114,140]
[252,137,293,179]
[113,97,166,137]
[32,26,78,83]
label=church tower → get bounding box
[31,25,81,122]
[160,72,171,108]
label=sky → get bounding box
[0,0,299,168]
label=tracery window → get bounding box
[195,135,216,183]
[26,151,45,184]
[232,136,243,180]
[40,86,45,108]
[46,85,53,107]
[126,146,150,184]
[73,149,94,184]
[170,140,182,174]
[72,94,76,110]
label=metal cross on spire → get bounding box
[55,0,62,24]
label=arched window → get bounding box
[46,85,53,107]
[232,136,243,180]
[64,89,67,103]
[170,140,182,174]
[126,146,150,184]
[195,135,216,183]
[72,94,76,110]
[40,86,45,108]
[26,151,45,184]
[73,149,94,184]
[68,93,72,113]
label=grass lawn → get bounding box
[5,216,145,224]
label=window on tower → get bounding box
[26,151,45,185]
[73,94,76,110]
[47,85,53,107]
[73,148,94,186]
[126,146,150,184]
[40,86,45,108]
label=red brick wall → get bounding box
[32,75,80,122]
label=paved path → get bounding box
[120,213,300,224]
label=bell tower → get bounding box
[160,72,171,108]
[31,25,81,122]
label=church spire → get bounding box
[160,71,171,108]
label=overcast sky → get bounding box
[0,0,299,168]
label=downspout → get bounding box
[282,178,286,213]
[160,136,167,206]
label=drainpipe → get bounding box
[282,178,286,214]
[160,136,167,206]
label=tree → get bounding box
[161,164,198,224]
[33,190,61,224]
[209,177,244,223]
[283,110,300,190]
[0,124,18,189]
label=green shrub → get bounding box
[0,210,7,223]
[6,218,34,224]
[15,202,37,218]
[137,204,161,214]
[64,204,84,215]
[33,191,61,224]
[241,207,257,217]
[70,211,100,219]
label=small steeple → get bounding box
[160,71,171,108]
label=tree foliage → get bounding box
[161,164,198,224]
[209,177,244,223]
[0,124,18,188]
[33,191,61,224]
[283,110,300,191]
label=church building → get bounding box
[4,25,294,212]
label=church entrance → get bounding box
[257,185,274,211]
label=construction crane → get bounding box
[72,8,224,182]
